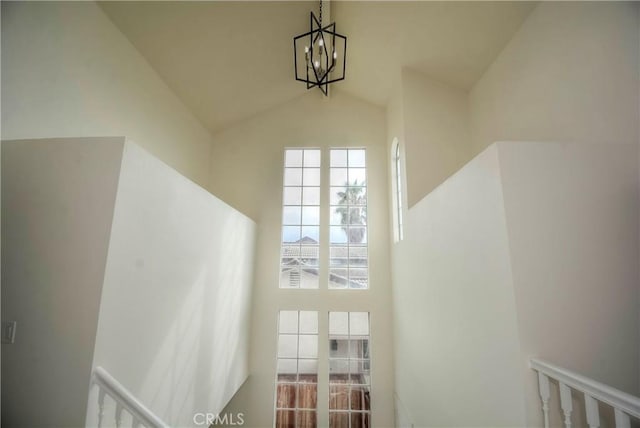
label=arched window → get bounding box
[392,139,404,241]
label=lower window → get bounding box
[329,312,371,428]
[275,311,318,427]
[274,311,371,428]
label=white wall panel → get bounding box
[90,142,255,427]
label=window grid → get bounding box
[280,149,321,289]
[328,312,371,428]
[329,149,369,289]
[275,311,319,428]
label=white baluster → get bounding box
[585,393,600,428]
[538,372,550,428]
[559,382,573,428]
[614,408,630,428]
[115,403,124,428]
[97,389,106,428]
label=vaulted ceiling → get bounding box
[99,1,536,134]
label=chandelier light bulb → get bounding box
[333,50,337,59]
[314,60,320,68]
[319,39,324,47]
[304,46,309,53]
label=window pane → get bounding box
[276,410,296,426]
[349,268,368,289]
[279,311,299,334]
[330,226,348,244]
[285,150,303,167]
[283,206,302,225]
[329,312,349,335]
[351,386,370,410]
[329,412,349,428]
[299,311,318,334]
[351,411,371,427]
[282,226,301,244]
[348,227,367,244]
[330,168,348,186]
[349,207,366,226]
[330,187,347,205]
[329,359,349,377]
[300,268,319,289]
[329,385,349,410]
[278,334,298,358]
[297,410,317,426]
[348,168,366,184]
[350,312,370,336]
[298,360,318,378]
[302,187,320,205]
[284,186,302,205]
[348,149,366,167]
[330,339,350,358]
[329,268,348,288]
[303,149,321,167]
[284,168,303,186]
[276,385,296,408]
[299,335,318,359]
[303,168,321,186]
[331,149,348,167]
[300,247,319,265]
[301,226,320,243]
[277,358,298,375]
[280,266,301,288]
[302,207,320,225]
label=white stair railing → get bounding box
[92,366,169,428]
[530,358,640,428]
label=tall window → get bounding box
[280,149,321,289]
[329,149,368,289]
[275,311,319,427]
[280,148,369,290]
[392,139,404,242]
[329,312,371,427]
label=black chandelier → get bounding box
[293,0,347,96]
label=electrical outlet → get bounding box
[2,321,17,344]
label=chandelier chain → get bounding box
[319,0,322,26]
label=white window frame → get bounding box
[391,138,404,242]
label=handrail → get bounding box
[530,358,640,418]
[92,366,169,428]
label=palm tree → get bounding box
[334,179,367,243]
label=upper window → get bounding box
[392,139,404,242]
[329,149,368,289]
[279,148,369,290]
[280,149,321,289]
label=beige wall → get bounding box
[2,138,125,427]
[469,2,640,155]
[392,142,639,427]
[211,90,395,427]
[498,142,639,426]
[89,142,256,427]
[392,145,527,427]
[401,69,470,207]
[1,1,213,188]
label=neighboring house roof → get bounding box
[281,239,368,289]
